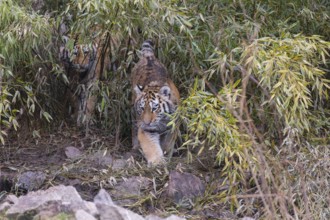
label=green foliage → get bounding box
[59,0,197,135]
[61,1,330,213]
[172,80,251,194]
[244,34,330,135]
[0,0,55,142]
[65,0,193,42]
[1,0,330,218]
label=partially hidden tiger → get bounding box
[131,40,180,165]
[59,31,111,128]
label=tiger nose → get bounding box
[142,109,153,125]
[143,114,152,125]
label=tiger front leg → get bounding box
[138,128,164,165]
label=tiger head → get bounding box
[134,85,176,133]
[71,44,97,73]
[59,38,97,76]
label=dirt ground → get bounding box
[1,127,121,198]
[0,127,236,219]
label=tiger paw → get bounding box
[147,156,166,167]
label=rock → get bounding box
[97,203,145,220]
[165,215,186,220]
[5,194,18,204]
[5,185,97,218]
[146,214,186,220]
[111,176,151,206]
[90,151,113,168]
[83,201,99,216]
[89,152,127,170]
[0,194,18,213]
[114,176,151,195]
[35,210,74,220]
[0,202,11,213]
[65,146,83,159]
[93,188,146,220]
[1,184,187,220]
[145,215,164,220]
[166,171,205,203]
[17,171,46,191]
[111,159,127,171]
[94,189,114,206]
[75,209,97,220]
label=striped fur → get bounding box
[134,84,178,165]
[131,40,180,165]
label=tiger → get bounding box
[131,40,180,165]
[59,32,111,128]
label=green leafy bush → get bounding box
[172,80,251,194]
[0,0,55,142]
[244,34,330,135]
[1,0,330,218]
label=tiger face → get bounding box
[134,85,175,133]
[70,44,97,73]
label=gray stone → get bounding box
[65,146,83,159]
[34,209,73,220]
[146,214,186,220]
[83,201,99,217]
[111,159,127,170]
[5,194,18,204]
[0,202,11,213]
[1,184,188,220]
[114,176,151,195]
[90,151,113,167]
[17,171,46,191]
[5,185,94,218]
[94,189,114,206]
[165,215,186,220]
[111,176,151,206]
[145,215,164,220]
[166,171,205,203]
[75,209,97,220]
[97,203,145,220]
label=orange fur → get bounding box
[132,41,180,165]
[60,33,111,127]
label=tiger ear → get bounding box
[134,85,144,95]
[159,85,171,97]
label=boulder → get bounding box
[146,214,186,220]
[1,184,186,220]
[65,146,83,159]
[111,176,151,206]
[94,188,114,206]
[89,150,113,168]
[5,185,97,218]
[94,189,145,220]
[75,209,97,220]
[166,171,205,203]
[17,171,46,191]
[97,203,145,220]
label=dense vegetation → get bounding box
[1,0,329,219]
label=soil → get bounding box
[0,126,235,219]
[1,127,118,198]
